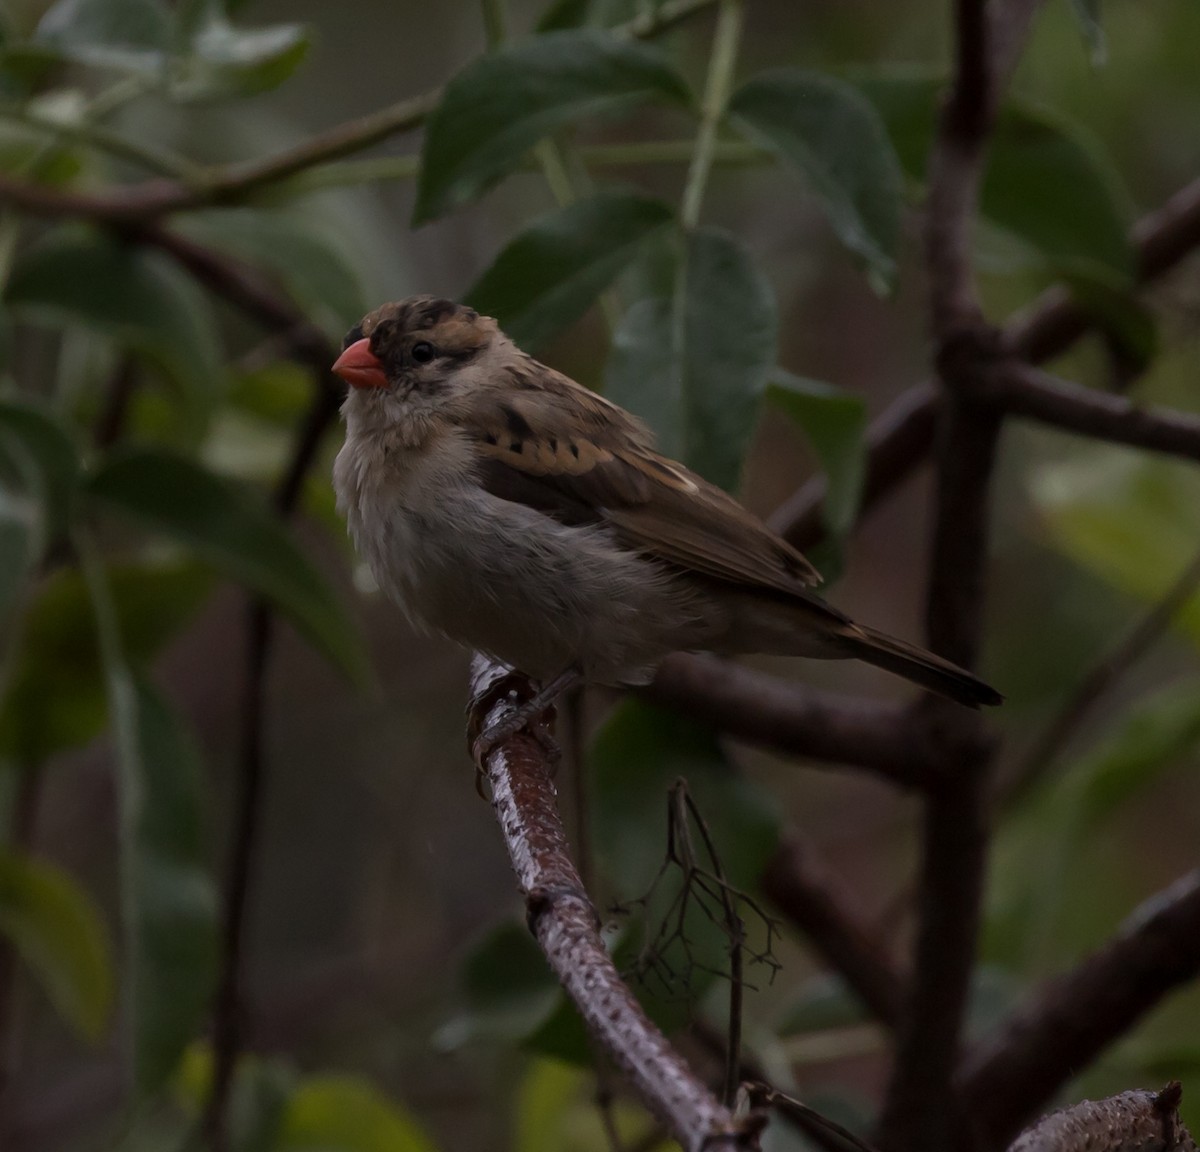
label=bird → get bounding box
[331,296,1000,755]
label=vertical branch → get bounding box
[878,4,1040,1151]
[201,602,272,1152]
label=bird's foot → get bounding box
[470,668,581,796]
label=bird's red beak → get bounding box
[332,338,389,390]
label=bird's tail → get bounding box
[838,625,1002,708]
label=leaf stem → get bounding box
[680,0,744,230]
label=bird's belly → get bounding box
[360,487,715,683]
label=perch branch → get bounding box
[468,656,764,1152]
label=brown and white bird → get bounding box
[332,296,1000,745]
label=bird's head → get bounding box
[333,297,500,425]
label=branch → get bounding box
[877,4,1037,1150]
[773,170,1200,553]
[959,872,1200,1152]
[645,654,936,787]
[760,831,906,1027]
[984,361,1200,462]
[1005,1083,1196,1152]
[0,0,722,221]
[467,657,764,1152]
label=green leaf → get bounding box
[606,227,777,490]
[1067,0,1106,66]
[1063,677,1200,825]
[767,372,866,541]
[277,1076,440,1152]
[0,560,212,764]
[172,15,309,100]
[0,399,80,538]
[0,848,113,1040]
[1031,453,1200,646]
[536,0,592,32]
[728,68,903,292]
[179,209,366,339]
[435,919,561,1051]
[855,74,1133,282]
[6,228,224,420]
[120,678,217,1094]
[86,449,367,681]
[32,0,173,76]
[415,29,690,223]
[592,700,780,899]
[466,191,674,352]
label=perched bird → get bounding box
[332,296,1000,751]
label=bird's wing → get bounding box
[463,365,821,595]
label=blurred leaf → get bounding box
[606,227,777,490]
[120,678,217,1094]
[536,0,592,32]
[767,372,866,541]
[227,362,312,426]
[0,849,113,1040]
[87,449,367,681]
[964,964,1024,1042]
[176,1043,296,1152]
[1065,277,1158,376]
[0,560,212,764]
[1062,676,1200,824]
[0,399,80,537]
[776,974,869,1037]
[856,74,1134,282]
[172,15,309,100]
[1067,0,1106,66]
[515,1058,662,1152]
[7,228,223,420]
[180,209,365,339]
[277,1075,440,1152]
[434,919,560,1051]
[415,30,690,223]
[728,68,903,292]
[521,992,592,1066]
[31,0,173,76]
[466,191,674,352]
[1032,453,1200,645]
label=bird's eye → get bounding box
[411,341,435,364]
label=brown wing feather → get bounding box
[464,366,821,596]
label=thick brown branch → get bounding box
[468,657,763,1152]
[646,654,935,787]
[761,831,906,1027]
[960,872,1200,1152]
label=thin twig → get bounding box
[201,602,272,1152]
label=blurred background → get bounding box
[1,0,1199,1150]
